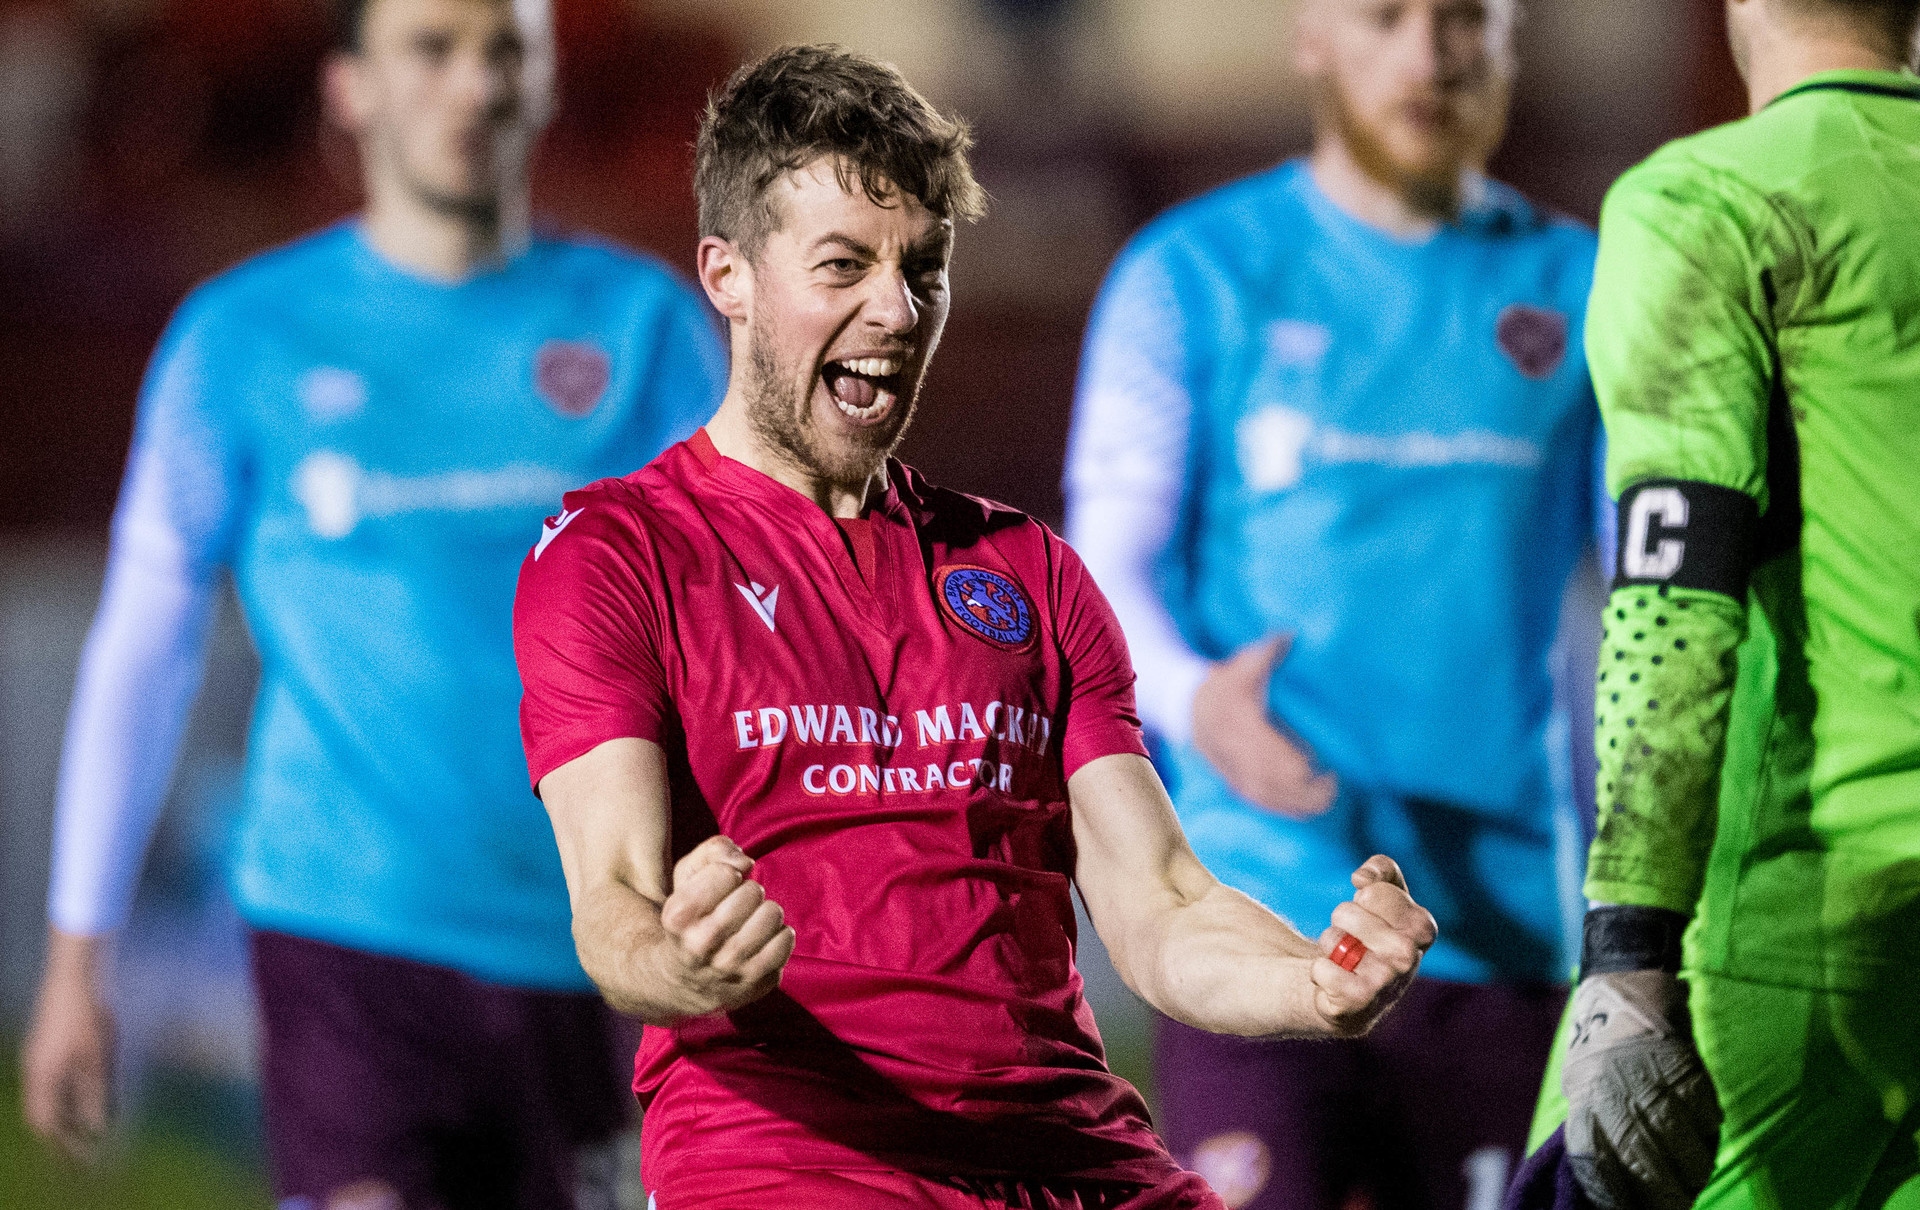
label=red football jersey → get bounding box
[515,430,1178,1185]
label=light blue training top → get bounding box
[50,223,724,990]
[1066,161,1605,983]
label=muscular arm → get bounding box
[1069,752,1434,1039]
[538,737,794,1025]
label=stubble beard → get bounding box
[389,123,527,229]
[744,318,916,492]
[1320,75,1504,219]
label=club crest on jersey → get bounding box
[1496,304,1569,380]
[936,565,1033,649]
[535,340,611,417]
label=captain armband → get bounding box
[1613,479,1759,599]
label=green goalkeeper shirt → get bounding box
[1586,70,1920,993]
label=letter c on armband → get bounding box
[1615,479,1760,597]
[1624,487,1688,579]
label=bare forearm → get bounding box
[1121,882,1330,1038]
[572,881,705,1025]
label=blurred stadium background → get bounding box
[0,0,1745,1202]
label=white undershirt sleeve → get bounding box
[1064,245,1212,748]
[47,307,237,936]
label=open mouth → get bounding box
[822,356,906,423]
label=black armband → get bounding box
[1614,479,1759,597]
[1581,905,1689,975]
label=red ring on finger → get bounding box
[1330,931,1367,972]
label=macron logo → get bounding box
[533,507,583,560]
[735,581,780,632]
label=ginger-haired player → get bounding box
[514,44,1438,1210]
[1066,2,1605,1206]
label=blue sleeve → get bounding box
[121,294,249,575]
[49,292,245,934]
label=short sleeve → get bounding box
[514,493,674,788]
[1588,159,1776,507]
[1048,531,1151,780]
[1065,235,1197,503]
[122,291,249,579]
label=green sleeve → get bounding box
[1586,586,1745,912]
[1587,157,1778,508]
[1582,156,1777,914]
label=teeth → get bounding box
[837,357,902,377]
[834,389,896,421]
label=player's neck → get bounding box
[1739,26,1909,113]
[704,401,886,520]
[1308,139,1455,242]
[359,179,531,284]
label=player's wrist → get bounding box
[1580,904,1688,977]
[41,926,112,993]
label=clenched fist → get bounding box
[646,836,796,1022]
[1308,856,1436,1036]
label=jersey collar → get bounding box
[1769,69,1920,108]
[685,427,910,526]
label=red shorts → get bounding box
[650,1166,1226,1209]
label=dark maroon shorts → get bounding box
[250,929,629,1210]
[1154,978,1566,1210]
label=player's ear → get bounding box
[1292,0,1331,76]
[321,51,372,136]
[697,236,752,324]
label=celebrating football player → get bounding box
[517,43,1438,1210]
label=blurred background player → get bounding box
[1065,0,1606,1206]
[1517,2,1920,1208]
[516,44,1438,1210]
[18,0,722,1204]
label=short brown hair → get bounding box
[695,44,987,257]
[332,0,374,50]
